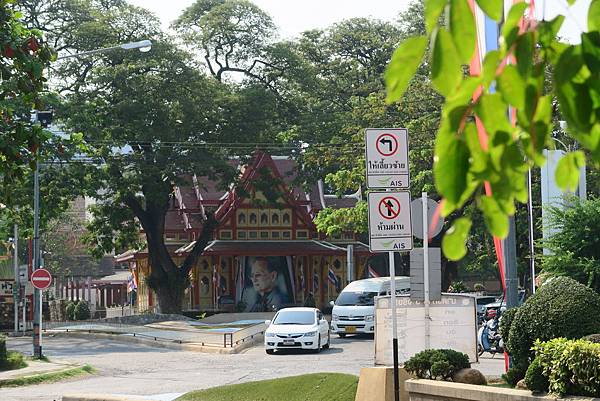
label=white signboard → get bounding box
[368,191,413,252]
[374,294,478,365]
[365,128,410,189]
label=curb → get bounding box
[63,394,161,401]
[46,330,262,354]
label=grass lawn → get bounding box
[176,373,358,401]
[0,364,94,387]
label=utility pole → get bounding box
[503,218,519,309]
[32,160,42,358]
[13,223,19,333]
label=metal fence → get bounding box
[43,319,265,348]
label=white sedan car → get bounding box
[264,307,330,354]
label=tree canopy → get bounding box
[385,0,600,261]
[0,0,53,196]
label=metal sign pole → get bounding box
[32,164,42,358]
[13,223,19,333]
[388,250,400,401]
[387,187,400,401]
[423,192,431,349]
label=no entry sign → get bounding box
[368,191,413,252]
[365,128,410,189]
[30,268,52,290]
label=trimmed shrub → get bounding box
[583,334,600,344]
[506,277,600,367]
[74,301,90,320]
[533,338,600,397]
[525,358,549,393]
[0,334,7,361]
[502,362,528,387]
[499,307,518,342]
[65,301,76,320]
[404,349,470,380]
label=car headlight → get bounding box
[365,315,374,322]
[332,314,339,321]
[265,332,276,338]
[304,331,317,337]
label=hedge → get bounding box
[404,349,470,380]
[532,338,600,397]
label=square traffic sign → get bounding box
[365,128,410,189]
[368,191,413,252]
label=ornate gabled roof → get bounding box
[167,152,360,233]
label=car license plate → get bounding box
[345,326,356,333]
[283,339,295,344]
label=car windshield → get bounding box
[272,310,315,325]
[335,291,377,306]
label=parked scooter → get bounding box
[477,309,504,356]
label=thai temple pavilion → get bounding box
[116,152,374,312]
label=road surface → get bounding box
[1,334,504,401]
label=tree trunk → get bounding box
[153,274,187,314]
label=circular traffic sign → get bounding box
[375,133,398,156]
[30,268,52,290]
[378,196,401,220]
[411,197,445,239]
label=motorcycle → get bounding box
[477,309,504,356]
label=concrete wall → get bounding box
[406,379,600,401]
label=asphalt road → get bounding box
[1,335,504,401]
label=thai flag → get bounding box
[327,267,338,289]
[299,266,305,291]
[368,265,380,278]
[212,265,218,291]
[127,275,136,293]
[313,271,319,291]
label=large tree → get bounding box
[0,0,53,198]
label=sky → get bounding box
[126,0,591,43]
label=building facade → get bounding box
[118,152,375,312]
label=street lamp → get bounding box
[56,39,152,60]
[31,39,152,359]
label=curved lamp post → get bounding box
[31,39,152,358]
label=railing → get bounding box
[43,319,266,349]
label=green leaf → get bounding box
[442,217,472,261]
[434,123,471,206]
[538,16,565,48]
[431,28,463,96]
[464,122,487,174]
[475,0,503,21]
[426,0,447,34]
[589,0,600,31]
[581,32,600,73]
[450,0,476,63]
[474,93,512,136]
[385,36,428,103]
[482,50,500,86]
[555,151,585,192]
[497,65,526,109]
[479,196,509,238]
[501,2,528,46]
[555,46,594,133]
